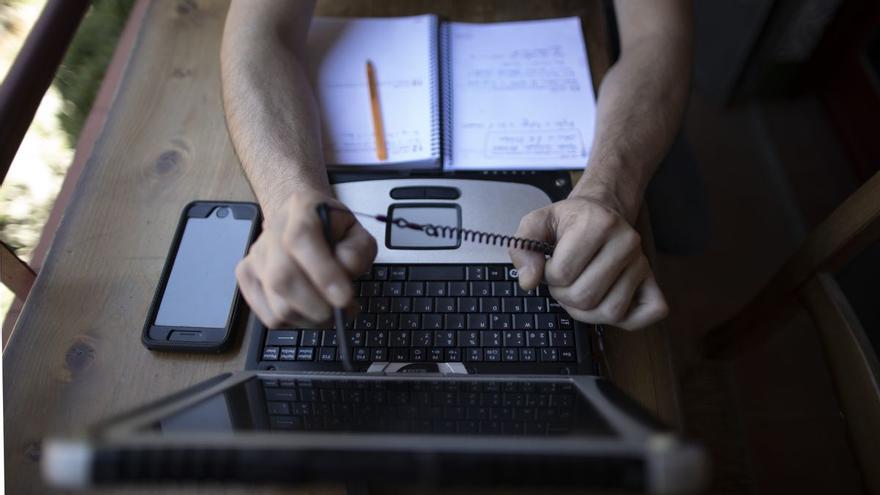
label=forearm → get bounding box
[574,24,692,222]
[221,0,328,220]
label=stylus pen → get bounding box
[316,203,354,371]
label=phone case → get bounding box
[141,201,261,352]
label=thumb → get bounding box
[509,207,553,289]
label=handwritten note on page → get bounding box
[445,17,596,171]
[307,15,438,167]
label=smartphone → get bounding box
[142,201,261,352]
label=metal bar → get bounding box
[0,0,91,185]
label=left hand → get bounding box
[508,194,668,330]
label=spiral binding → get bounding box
[322,204,555,256]
[428,16,442,160]
[438,21,453,167]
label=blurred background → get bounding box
[1,0,878,492]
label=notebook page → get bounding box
[307,15,439,167]
[445,17,596,170]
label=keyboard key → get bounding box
[297,347,315,361]
[471,282,491,297]
[280,347,297,361]
[319,347,336,361]
[372,266,389,280]
[490,314,512,330]
[300,330,320,347]
[414,297,433,312]
[449,282,468,296]
[361,281,383,297]
[503,348,519,362]
[265,388,296,401]
[389,330,410,346]
[458,297,478,313]
[410,266,465,281]
[390,347,409,361]
[503,330,525,347]
[266,330,299,346]
[480,330,502,346]
[268,402,290,415]
[462,314,486,331]
[466,348,483,362]
[369,297,390,313]
[391,297,412,312]
[481,297,501,313]
[321,330,337,346]
[355,314,376,330]
[514,285,538,297]
[558,348,577,362]
[366,331,387,346]
[353,347,370,362]
[458,330,480,347]
[540,348,559,362]
[400,314,420,330]
[487,266,505,280]
[535,314,557,329]
[445,348,462,361]
[429,348,444,362]
[524,297,548,313]
[446,313,466,329]
[262,346,279,361]
[426,282,447,296]
[349,331,365,346]
[520,348,537,362]
[502,297,524,312]
[493,281,515,297]
[377,314,398,330]
[411,348,426,361]
[422,313,443,330]
[383,282,403,297]
[513,314,536,330]
[466,266,486,281]
[389,266,407,280]
[412,330,433,346]
[436,297,456,313]
[405,282,425,297]
[549,331,574,347]
[526,330,549,347]
[371,347,387,361]
[558,315,574,329]
[434,331,456,347]
[484,348,501,361]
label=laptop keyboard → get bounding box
[262,377,588,435]
[260,264,579,365]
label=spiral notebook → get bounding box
[306,15,597,171]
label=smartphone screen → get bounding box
[154,207,253,329]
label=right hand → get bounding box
[235,190,377,328]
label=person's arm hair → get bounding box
[574,0,693,222]
[221,0,327,220]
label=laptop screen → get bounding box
[148,376,615,437]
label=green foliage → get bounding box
[53,0,134,146]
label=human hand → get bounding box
[236,190,377,328]
[508,194,668,330]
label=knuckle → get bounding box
[604,300,629,322]
[578,288,602,310]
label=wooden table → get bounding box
[3,1,680,493]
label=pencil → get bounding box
[366,60,388,161]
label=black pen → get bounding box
[316,203,353,371]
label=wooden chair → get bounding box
[702,171,880,493]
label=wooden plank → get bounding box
[1,240,35,299]
[3,1,677,493]
[704,170,880,357]
[800,274,880,493]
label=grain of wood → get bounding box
[3,1,678,493]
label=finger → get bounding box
[283,211,354,307]
[551,229,641,310]
[256,236,333,325]
[613,276,669,330]
[543,219,606,287]
[591,255,650,324]
[509,207,553,289]
[335,222,378,277]
[236,258,285,328]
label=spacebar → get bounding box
[408,266,465,281]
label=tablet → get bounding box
[43,372,708,493]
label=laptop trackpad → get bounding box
[387,204,461,250]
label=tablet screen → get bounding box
[151,376,614,437]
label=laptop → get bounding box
[42,173,708,493]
